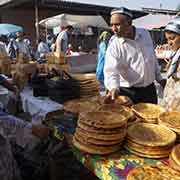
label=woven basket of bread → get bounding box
[47,63,70,73]
[15,62,37,74]
[17,53,30,64]
[47,52,67,65]
[0,56,11,75]
[12,71,29,91]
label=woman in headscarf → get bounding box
[162,17,180,111]
[96,31,111,86]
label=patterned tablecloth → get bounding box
[72,147,168,180]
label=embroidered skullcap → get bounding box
[165,17,180,34]
[111,7,133,18]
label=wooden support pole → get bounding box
[35,0,39,45]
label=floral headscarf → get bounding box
[99,31,111,43]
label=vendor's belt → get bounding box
[132,83,155,90]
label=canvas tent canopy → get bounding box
[39,14,109,29]
[133,14,177,30]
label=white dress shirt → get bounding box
[15,39,31,58]
[104,28,162,91]
[56,30,68,54]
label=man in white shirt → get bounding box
[104,7,166,104]
[36,37,50,62]
[56,25,74,55]
[15,32,31,59]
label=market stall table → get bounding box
[44,112,169,180]
[20,86,63,123]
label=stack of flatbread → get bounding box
[169,144,180,173]
[132,103,165,124]
[159,111,180,142]
[125,123,176,158]
[72,73,100,98]
[127,164,180,180]
[73,111,128,154]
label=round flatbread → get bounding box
[72,73,96,80]
[63,99,100,114]
[132,103,165,120]
[115,96,133,106]
[159,111,180,133]
[73,136,121,154]
[79,80,99,85]
[80,83,99,88]
[76,127,126,141]
[169,154,180,172]
[127,123,176,147]
[79,111,127,129]
[127,165,180,180]
[80,94,100,98]
[124,142,172,155]
[74,131,123,146]
[171,144,180,167]
[78,120,127,134]
[124,145,170,158]
[126,139,173,150]
[127,118,143,127]
[97,105,135,121]
[133,115,157,124]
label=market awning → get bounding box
[133,14,176,30]
[39,14,109,29]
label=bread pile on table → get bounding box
[125,123,176,158]
[46,52,70,72]
[127,164,180,180]
[72,73,100,98]
[12,53,37,90]
[132,103,165,124]
[159,111,180,142]
[73,111,128,154]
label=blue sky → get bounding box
[72,0,179,10]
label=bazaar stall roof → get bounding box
[0,0,147,19]
[133,14,177,30]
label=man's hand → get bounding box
[32,124,50,139]
[159,79,166,89]
[104,88,119,104]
